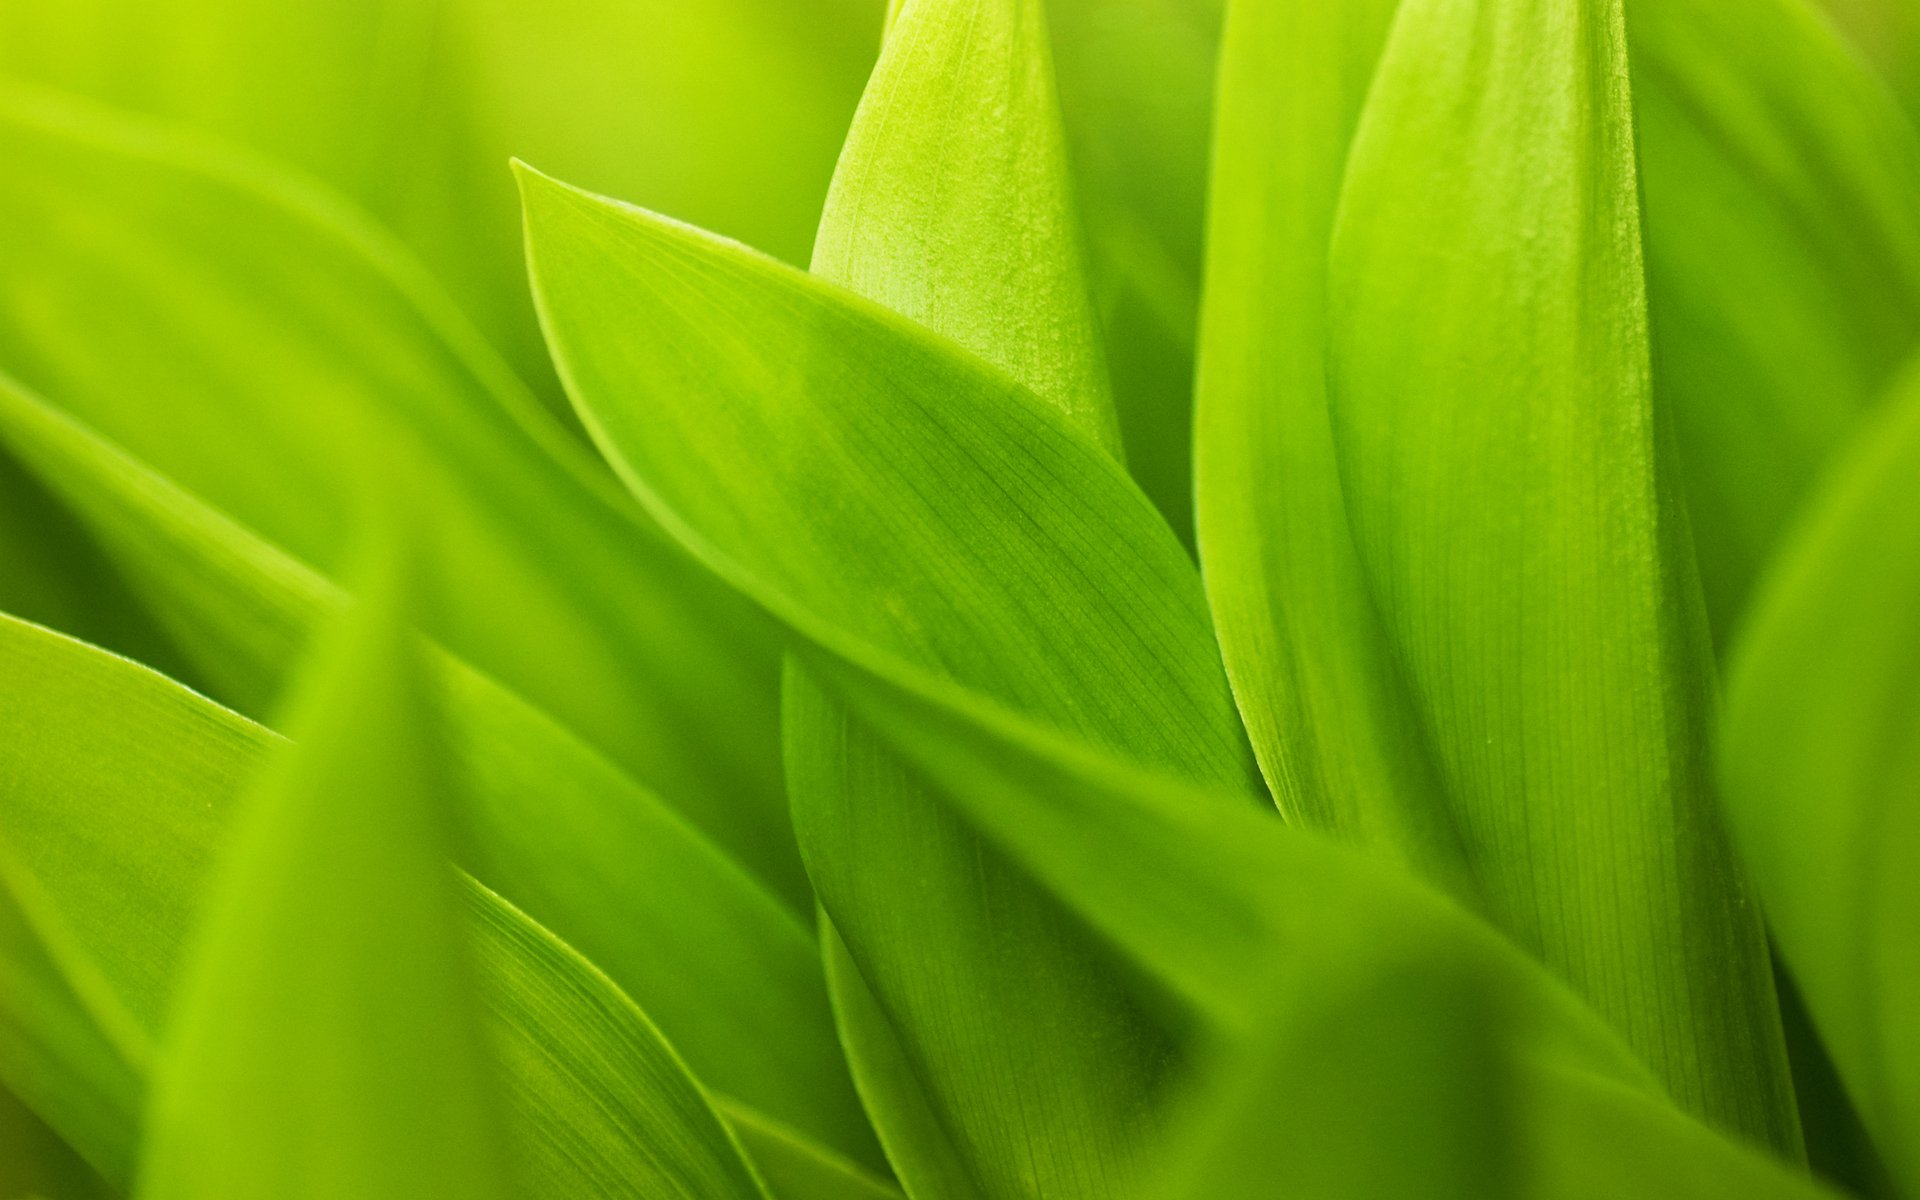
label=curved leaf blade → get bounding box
[1323,0,1796,1148]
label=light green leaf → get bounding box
[1722,364,1920,1193]
[1193,0,1459,875]
[520,161,1259,1197]
[1630,0,1920,640]
[0,87,801,911]
[518,167,1253,801]
[138,539,512,1200]
[1322,0,1795,1148]
[815,0,1119,453]
[794,9,1160,1195]
[0,375,872,1171]
[0,612,774,1198]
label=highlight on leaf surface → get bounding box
[5,0,1920,1194]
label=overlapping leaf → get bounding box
[138,541,514,1200]
[1629,0,1920,639]
[0,88,801,909]
[1722,364,1920,1193]
[1321,0,1794,1148]
[787,5,1177,1195]
[0,611,781,1198]
[0,371,875,1174]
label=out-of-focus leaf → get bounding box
[1193,0,1459,877]
[0,1074,114,1200]
[791,652,1837,1199]
[0,88,802,910]
[1722,365,1920,1193]
[0,0,883,398]
[138,542,512,1200]
[0,876,139,1187]
[521,161,1260,1197]
[1322,0,1795,1148]
[1629,0,1920,640]
[0,612,776,1198]
[0,380,875,1174]
[1046,0,1221,541]
[814,0,1119,453]
[1152,950,1512,1200]
[1808,0,1920,128]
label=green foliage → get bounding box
[0,0,1916,1197]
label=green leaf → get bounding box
[0,369,875,1172]
[1194,0,1460,874]
[519,160,1259,1197]
[788,651,1837,1199]
[1629,0,1920,640]
[793,9,1166,1194]
[1722,364,1920,1193]
[0,87,802,911]
[1321,0,1796,1149]
[0,612,775,1198]
[814,0,1119,453]
[137,538,512,1199]
[0,1069,115,1200]
[718,1098,905,1200]
[1152,949,1513,1200]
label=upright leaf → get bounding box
[1194,0,1462,876]
[815,0,1117,452]
[796,6,1165,1195]
[138,542,512,1200]
[1324,0,1796,1149]
[1722,366,1920,1193]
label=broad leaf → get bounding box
[138,540,513,1200]
[1722,364,1920,1192]
[0,88,801,910]
[521,158,1259,1198]
[0,612,773,1198]
[1322,0,1795,1148]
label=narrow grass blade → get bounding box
[1722,364,1920,1192]
[0,89,801,910]
[1324,0,1796,1148]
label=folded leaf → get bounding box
[1323,0,1796,1149]
[0,612,772,1198]
[0,88,800,911]
[0,393,871,1171]
[138,538,512,1200]
[719,1099,905,1200]
[1722,364,1920,1192]
[0,1079,112,1200]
